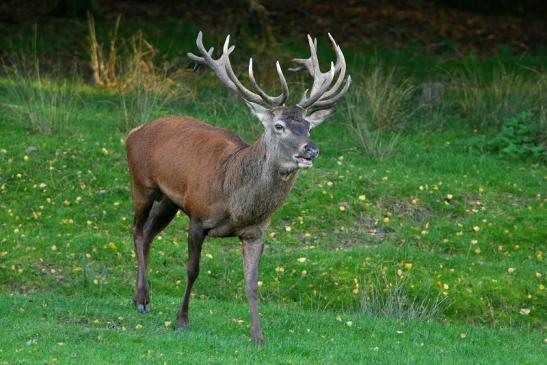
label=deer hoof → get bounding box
[251,335,265,347]
[176,317,189,329]
[136,303,150,313]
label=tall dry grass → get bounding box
[360,270,446,322]
[87,14,188,130]
[343,66,418,159]
[450,65,546,128]
[87,13,121,89]
[2,58,79,135]
[342,60,545,160]
[117,33,182,130]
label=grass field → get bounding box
[0,17,546,364]
[1,293,545,364]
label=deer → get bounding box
[125,31,351,345]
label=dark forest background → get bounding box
[1,0,546,56]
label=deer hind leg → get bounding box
[131,184,156,313]
[142,196,178,264]
[133,194,178,313]
[176,219,205,328]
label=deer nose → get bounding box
[303,142,319,159]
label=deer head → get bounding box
[187,32,351,172]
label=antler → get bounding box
[290,33,351,112]
[187,31,289,107]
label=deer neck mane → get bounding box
[224,133,298,187]
[221,134,298,220]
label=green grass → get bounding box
[0,16,546,364]
[1,293,545,364]
[1,113,544,328]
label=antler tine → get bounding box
[187,32,263,105]
[187,31,204,58]
[297,61,336,109]
[275,61,290,105]
[187,31,222,64]
[220,36,264,104]
[292,35,338,109]
[188,31,289,107]
[291,33,351,111]
[319,33,347,100]
[307,75,352,113]
[187,32,240,94]
[305,35,324,97]
[248,59,289,106]
[288,36,318,75]
[297,89,309,105]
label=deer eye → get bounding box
[274,123,285,132]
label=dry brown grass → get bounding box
[342,66,418,159]
[2,58,78,135]
[87,14,191,130]
[450,66,546,128]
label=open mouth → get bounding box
[293,155,313,168]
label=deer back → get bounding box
[126,116,246,218]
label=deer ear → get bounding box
[306,108,333,129]
[246,101,273,127]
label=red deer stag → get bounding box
[126,31,351,345]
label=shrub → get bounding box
[487,111,545,160]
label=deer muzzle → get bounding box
[294,142,319,168]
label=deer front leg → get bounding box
[242,237,265,345]
[176,220,205,328]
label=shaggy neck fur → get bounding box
[222,132,298,223]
